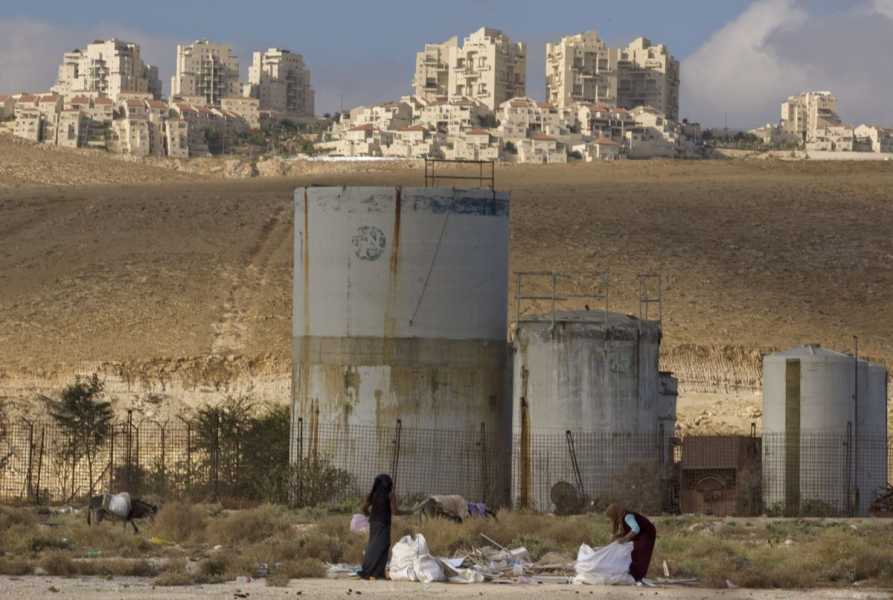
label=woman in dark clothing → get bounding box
[358,474,397,580]
[606,503,657,584]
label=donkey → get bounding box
[87,494,158,534]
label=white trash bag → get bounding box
[106,492,132,519]
[573,542,635,586]
[388,534,445,583]
[350,514,369,534]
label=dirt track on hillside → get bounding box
[3,138,893,432]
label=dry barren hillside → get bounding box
[2,138,893,433]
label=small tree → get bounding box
[47,375,113,498]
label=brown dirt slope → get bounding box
[2,139,893,427]
[0,134,203,187]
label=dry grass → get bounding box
[151,502,208,543]
[1,503,892,588]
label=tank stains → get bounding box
[295,190,313,420]
[383,187,402,339]
[414,195,508,217]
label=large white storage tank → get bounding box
[511,311,676,511]
[762,344,888,516]
[292,186,511,503]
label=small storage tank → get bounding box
[511,311,675,511]
[292,186,511,503]
[762,344,888,516]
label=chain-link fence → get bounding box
[0,416,890,517]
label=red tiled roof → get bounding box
[18,95,38,102]
[532,133,556,141]
[147,100,167,109]
[399,125,427,132]
[594,137,620,146]
[39,95,60,103]
[0,95,10,101]
[467,128,490,135]
[94,97,114,105]
[350,124,374,131]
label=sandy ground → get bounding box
[3,137,893,432]
[1,577,889,600]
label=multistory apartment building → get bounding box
[545,33,679,119]
[445,28,526,111]
[545,32,619,109]
[412,37,458,101]
[781,91,841,142]
[52,39,161,101]
[245,49,314,117]
[171,41,241,106]
[616,38,679,120]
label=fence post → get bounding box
[126,410,134,491]
[35,425,45,504]
[213,411,220,501]
[160,422,167,496]
[23,419,34,502]
[109,423,116,492]
[297,417,304,507]
[480,422,488,505]
[391,419,402,489]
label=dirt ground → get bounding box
[0,577,889,600]
[2,137,893,431]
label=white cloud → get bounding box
[0,18,178,95]
[682,0,893,128]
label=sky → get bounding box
[1,0,892,128]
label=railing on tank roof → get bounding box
[424,157,496,189]
[513,271,609,327]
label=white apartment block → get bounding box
[413,37,458,101]
[221,97,261,129]
[781,91,841,143]
[412,97,492,135]
[545,32,619,109]
[617,38,679,121]
[446,27,526,111]
[805,125,855,152]
[497,97,572,139]
[445,128,500,161]
[52,39,161,101]
[854,124,893,153]
[246,49,314,118]
[546,33,679,120]
[349,102,412,131]
[171,41,241,107]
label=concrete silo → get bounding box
[292,186,511,503]
[511,310,676,511]
[762,344,888,516]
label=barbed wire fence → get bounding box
[0,416,890,518]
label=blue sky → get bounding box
[2,0,892,127]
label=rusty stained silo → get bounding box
[511,309,676,512]
[762,344,888,516]
[292,186,511,504]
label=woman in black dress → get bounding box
[358,474,397,580]
[606,503,657,584]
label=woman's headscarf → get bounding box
[606,503,626,533]
[369,473,393,500]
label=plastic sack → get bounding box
[107,492,131,519]
[350,514,369,534]
[388,534,445,583]
[573,542,635,586]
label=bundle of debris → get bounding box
[870,486,893,517]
